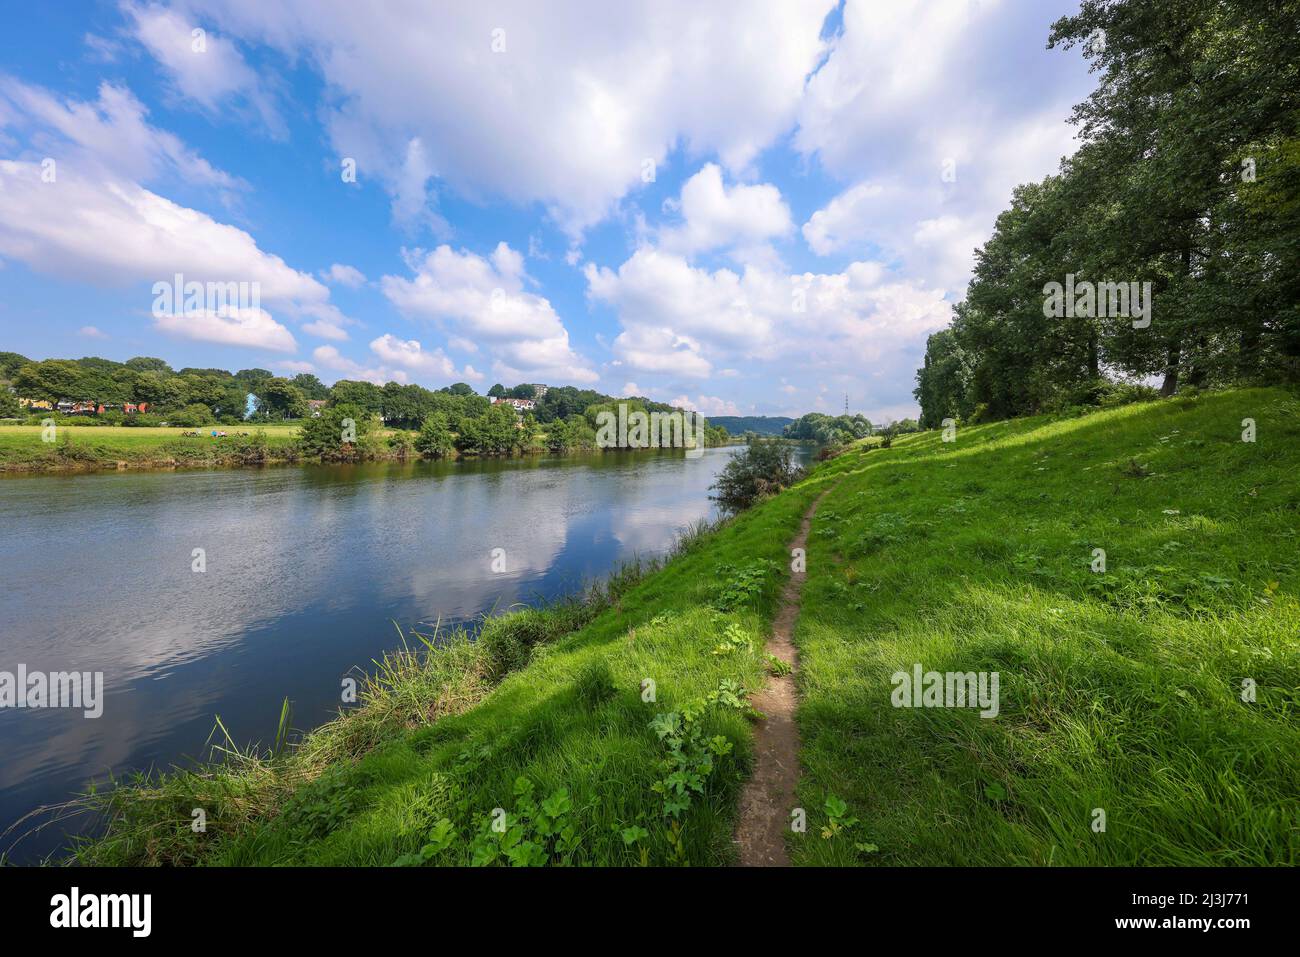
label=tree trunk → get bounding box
[1238,322,1261,382]
[1187,335,1209,388]
[1160,244,1194,396]
[1160,343,1181,396]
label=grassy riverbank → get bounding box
[0,422,733,473]
[0,424,304,472]
[65,387,1299,866]
[791,386,1300,866]
[69,485,834,866]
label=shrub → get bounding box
[121,413,165,427]
[545,415,597,452]
[710,439,803,513]
[388,431,415,459]
[456,404,526,456]
[415,413,454,458]
[235,430,271,464]
[169,403,216,427]
[1098,381,1159,408]
[298,403,378,460]
[53,437,101,462]
[1044,378,1159,413]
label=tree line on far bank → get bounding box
[914,0,1298,429]
[781,412,920,446]
[302,397,730,461]
[0,351,730,459]
[0,352,681,427]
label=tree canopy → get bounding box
[783,413,873,445]
[916,0,1300,427]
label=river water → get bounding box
[0,446,744,861]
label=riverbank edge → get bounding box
[33,388,1300,868]
[0,438,749,475]
[47,561,668,864]
[52,452,848,866]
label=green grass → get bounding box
[69,483,827,866]
[64,387,1299,866]
[0,424,302,470]
[794,387,1300,865]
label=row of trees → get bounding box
[320,379,487,430]
[0,352,340,424]
[915,0,1299,428]
[268,403,565,461]
[305,405,644,460]
[2,352,734,454]
[242,376,681,432]
[486,382,540,400]
[0,351,499,428]
[303,401,731,462]
[783,412,874,446]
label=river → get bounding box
[0,446,748,862]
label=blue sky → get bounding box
[0,0,1096,421]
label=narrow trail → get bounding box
[734,487,833,867]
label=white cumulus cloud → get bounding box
[0,77,351,352]
[321,263,366,288]
[794,0,1090,294]
[382,242,597,383]
[658,163,792,263]
[123,1,284,136]
[144,0,837,233]
[155,306,296,352]
[369,333,457,377]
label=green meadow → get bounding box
[0,423,302,471]
[794,386,1299,866]
[71,388,1299,866]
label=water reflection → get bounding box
[0,447,741,860]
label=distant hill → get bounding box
[708,415,795,436]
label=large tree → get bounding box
[1049,0,1300,392]
[916,0,1300,426]
[0,352,31,381]
[124,356,173,374]
[13,360,86,402]
[290,373,330,400]
[328,379,384,414]
[914,328,972,428]
[255,377,308,420]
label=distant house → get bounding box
[307,399,327,417]
[530,384,549,399]
[17,397,148,415]
[490,396,535,413]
